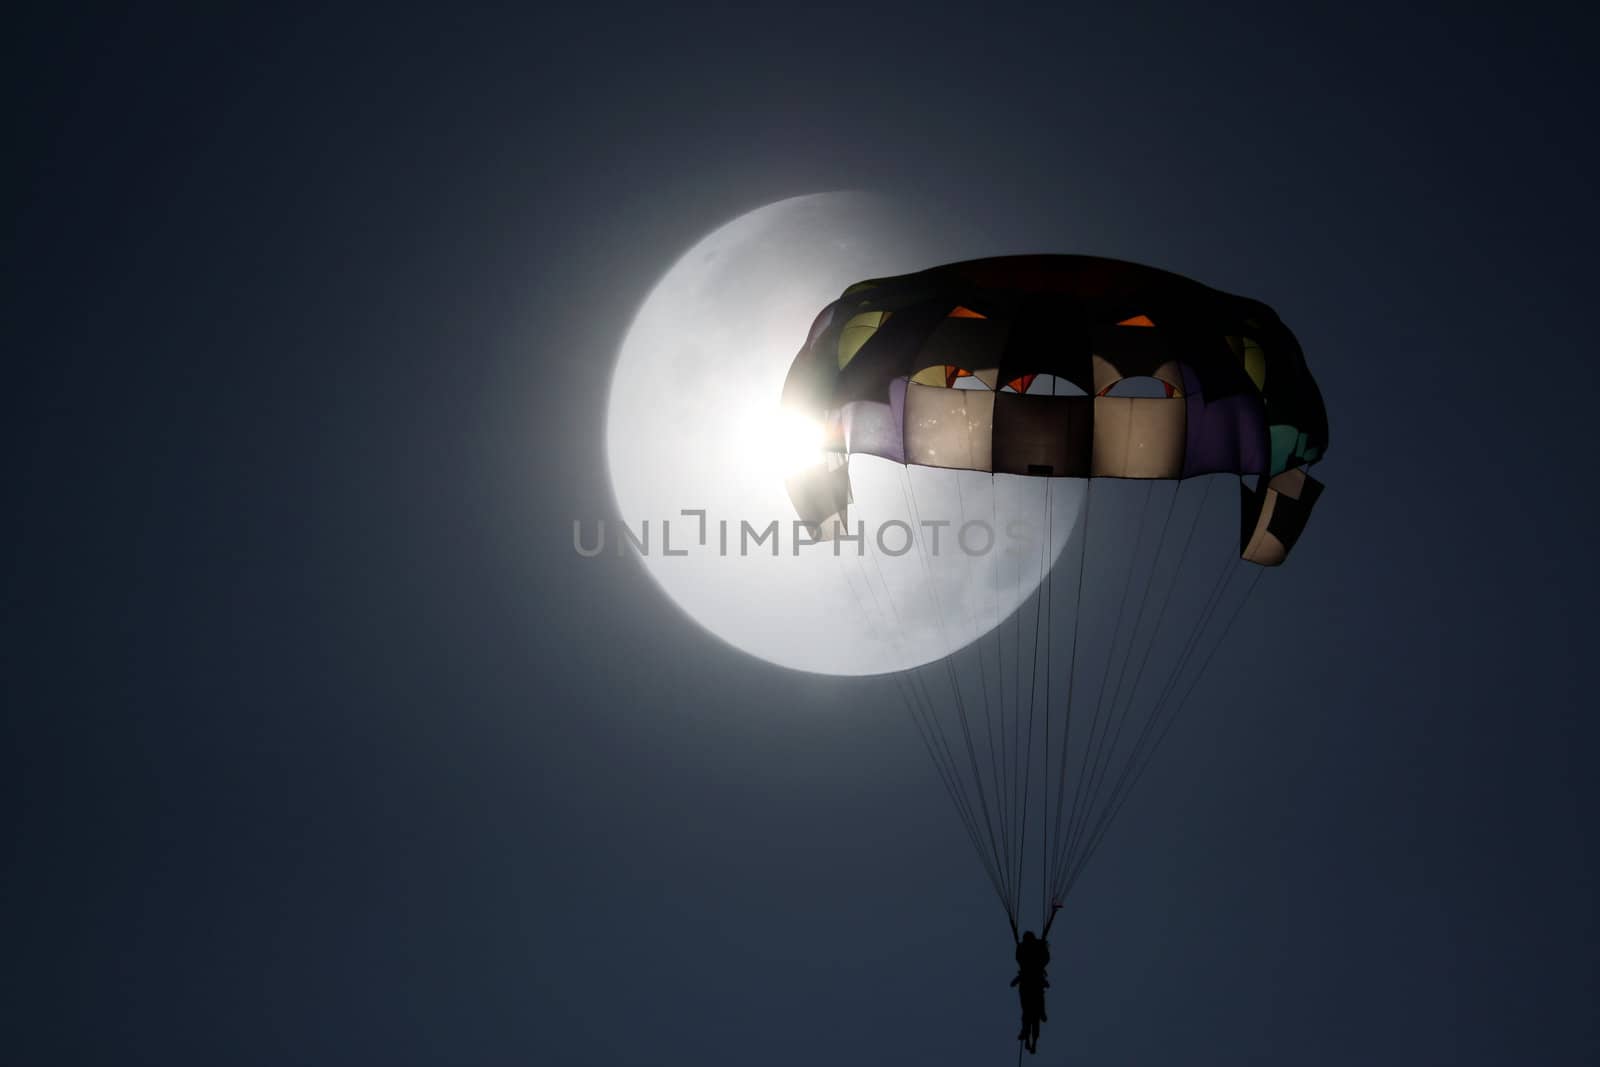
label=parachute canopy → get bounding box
[782,255,1327,565]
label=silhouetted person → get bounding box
[1015,929,1051,978]
[1011,969,1048,1054]
[1011,916,1058,1055]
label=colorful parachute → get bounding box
[783,255,1326,563]
[781,255,1327,935]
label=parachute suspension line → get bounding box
[1012,478,1034,905]
[1000,476,1028,923]
[1053,480,1156,893]
[835,529,989,899]
[857,533,956,754]
[900,666,1012,911]
[1037,478,1053,924]
[1062,561,1266,897]
[846,539,1014,915]
[838,543,897,648]
[854,535,958,761]
[1013,482,1031,836]
[901,466,1018,930]
[1015,476,1051,927]
[1054,477,1216,889]
[1062,524,1248,895]
[1056,479,1185,888]
[840,558,983,852]
[1045,478,1091,913]
[988,473,1014,897]
[1094,476,1217,764]
[1024,477,1052,925]
[1022,482,1045,921]
[954,473,1013,911]
[1056,511,1232,895]
[998,522,1023,929]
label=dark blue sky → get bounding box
[5,5,1596,1065]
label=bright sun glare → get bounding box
[737,406,825,479]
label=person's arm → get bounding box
[1040,900,1063,939]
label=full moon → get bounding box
[605,192,1082,676]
